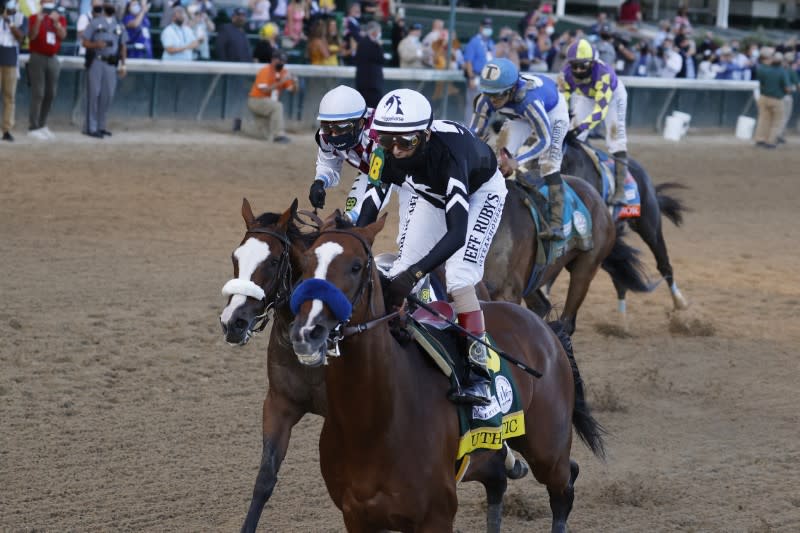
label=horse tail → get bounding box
[655,183,689,227]
[548,321,607,460]
[601,228,657,293]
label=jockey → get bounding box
[471,58,569,240]
[356,88,507,407]
[559,38,629,206]
[309,85,398,223]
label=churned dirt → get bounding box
[1,123,799,532]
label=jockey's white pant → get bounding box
[345,173,415,249]
[571,82,628,154]
[388,170,507,294]
[500,94,569,176]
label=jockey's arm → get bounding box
[515,100,552,167]
[469,94,493,140]
[575,74,613,134]
[313,131,346,188]
[412,183,469,276]
[355,182,390,227]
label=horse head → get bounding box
[220,197,301,345]
[289,212,388,367]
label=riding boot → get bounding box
[449,310,492,406]
[539,172,566,241]
[610,151,628,206]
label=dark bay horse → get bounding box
[561,136,689,312]
[484,176,652,335]
[289,215,605,533]
[221,199,528,532]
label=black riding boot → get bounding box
[540,172,566,241]
[610,151,628,206]
[449,310,492,406]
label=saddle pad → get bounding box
[578,143,642,220]
[406,320,526,464]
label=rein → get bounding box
[241,226,293,333]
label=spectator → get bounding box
[160,6,198,61]
[697,49,716,79]
[697,31,716,57]
[550,28,581,73]
[493,26,524,68]
[326,17,342,63]
[27,1,67,140]
[188,3,213,60]
[632,40,658,77]
[307,18,334,65]
[462,17,495,124]
[283,0,306,48]
[1,0,25,142]
[776,52,798,143]
[676,36,696,79]
[421,18,444,67]
[270,0,287,22]
[249,0,270,32]
[652,20,671,48]
[341,1,361,65]
[216,7,251,61]
[247,50,295,143]
[253,21,278,63]
[714,47,743,80]
[754,48,790,148]
[81,0,127,138]
[595,23,616,66]
[587,12,607,36]
[76,0,102,56]
[354,20,383,107]
[389,13,405,67]
[673,6,691,34]
[123,0,152,59]
[657,37,682,78]
[160,0,179,29]
[618,0,641,27]
[613,32,636,74]
[397,22,423,68]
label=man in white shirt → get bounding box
[658,37,682,78]
[398,22,424,68]
[160,6,197,61]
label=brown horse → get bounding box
[484,176,652,335]
[221,199,527,533]
[289,215,605,533]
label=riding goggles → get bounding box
[376,132,422,151]
[320,121,356,136]
[569,60,593,77]
[488,89,513,106]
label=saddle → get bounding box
[573,143,642,220]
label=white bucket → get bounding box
[663,116,685,141]
[735,115,756,140]
[671,111,691,135]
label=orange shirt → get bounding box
[248,64,296,98]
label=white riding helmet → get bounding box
[317,85,367,122]
[372,89,432,133]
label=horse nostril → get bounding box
[233,318,249,333]
[309,324,326,341]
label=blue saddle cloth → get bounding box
[585,146,642,220]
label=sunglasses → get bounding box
[320,121,356,136]
[376,132,421,151]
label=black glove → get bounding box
[565,128,580,144]
[308,179,326,209]
[386,269,418,309]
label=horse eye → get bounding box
[269,257,280,267]
[351,262,362,273]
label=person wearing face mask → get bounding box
[122,0,151,58]
[397,22,423,68]
[354,20,384,108]
[246,50,295,143]
[160,6,197,60]
[215,7,251,62]
[77,0,102,57]
[26,0,67,140]
[354,88,507,406]
[462,18,495,125]
[81,0,127,138]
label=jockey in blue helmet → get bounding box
[560,38,630,205]
[471,57,570,240]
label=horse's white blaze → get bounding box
[220,238,271,323]
[302,242,343,332]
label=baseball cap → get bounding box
[410,22,422,31]
[481,17,492,26]
[233,7,248,16]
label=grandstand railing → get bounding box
[16,55,764,131]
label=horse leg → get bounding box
[611,277,630,331]
[629,216,688,310]
[241,393,304,533]
[561,260,600,336]
[547,460,579,533]
[523,287,552,318]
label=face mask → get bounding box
[275,63,284,71]
[545,26,554,36]
[104,6,115,15]
[42,3,55,10]
[174,17,184,25]
[481,27,493,38]
[92,5,102,13]
[130,4,141,14]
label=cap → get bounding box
[481,17,492,26]
[410,22,422,31]
[233,7,248,16]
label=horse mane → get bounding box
[254,211,319,248]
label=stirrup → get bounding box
[448,382,492,406]
[540,225,565,241]
[609,191,627,206]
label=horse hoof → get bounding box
[673,291,689,310]
[507,457,529,480]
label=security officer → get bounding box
[81,0,127,138]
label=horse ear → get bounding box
[359,213,388,245]
[277,198,299,230]
[321,209,342,231]
[242,198,257,229]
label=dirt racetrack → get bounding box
[1,124,799,532]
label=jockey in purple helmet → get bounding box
[560,38,629,206]
[471,57,570,240]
